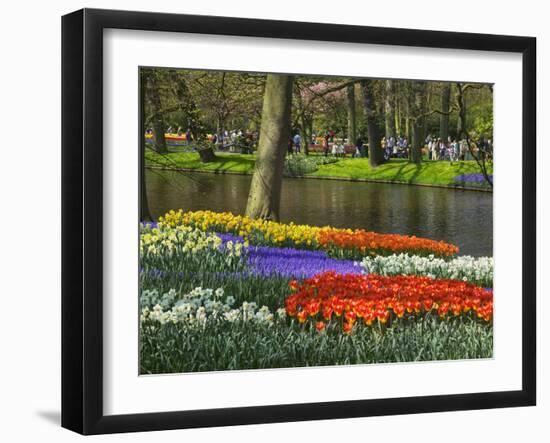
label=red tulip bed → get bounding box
[285,272,493,335]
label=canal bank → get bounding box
[146,165,492,193]
[145,169,493,257]
[145,152,493,192]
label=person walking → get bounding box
[322,133,330,157]
[293,132,301,154]
[355,135,364,158]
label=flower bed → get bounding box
[159,210,459,258]
[218,233,362,278]
[360,253,493,288]
[140,212,492,373]
[319,228,459,259]
[285,271,493,334]
[140,223,246,274]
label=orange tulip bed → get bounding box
[286,272,493,334]
[319,229,459,259]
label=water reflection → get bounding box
[145,170,493,257]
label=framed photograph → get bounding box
[62,8,536,435]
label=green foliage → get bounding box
[283,155,338,176]
[310,158,493,188]
[140,314,492,373]
[145,151,493,189]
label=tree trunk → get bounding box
[245,74,294,221]
[140,71,152,221]
[361,79,384,167]
[171,70,217,163]
[440,82,451,141]
[146,73,168,154]
[384,80,396,139]
[410,81,426,164]
[394,83,401,135]
[346,83,356,146]
[456,83,467,138]
[421,85,431,142]
[300,113,311,155]
[198,148,217,162]
[411,121,423,163]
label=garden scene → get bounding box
[139,68,494,374]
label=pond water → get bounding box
[145,170,493,257]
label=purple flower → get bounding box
[141,232,363,282]
[454,173,493,184]
[216,233,244,243]
[245,245,362,278]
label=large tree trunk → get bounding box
[245,74,294,221]
[361,79,384,167]
[146,72,168,154]
[140,71,152,221]
[440,82,451,141]
[346,83,356,146]
[456,83,467,139]
[410,81,427,164]
[384,80,396,139]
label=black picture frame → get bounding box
[61,8,536,435]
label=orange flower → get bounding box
[315,321,326,332]
[296,310,308,323]
[343,322,354,334]
[322,305,333,320]
[283,271,493,334]
[318,228,459,259]
[393,303,405,318]
[344,310,357,324]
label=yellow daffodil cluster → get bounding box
[140,223,223,257]
[159,209,324,248]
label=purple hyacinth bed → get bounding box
[217,233,362,278]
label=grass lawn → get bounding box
[146,150,256,173]
[311,158,492,187]
[145,150,492,188]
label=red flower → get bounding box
[284,272,493,334]
[315,321,326,332]
[296,310,308,323]
[343,322,354,334]
[322,305,333,320]
[344,310,357,323]
[393,303,405,318]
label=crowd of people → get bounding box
[148,125,492,162]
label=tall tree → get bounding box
[394,81,401,136]
[346,82,356,145]
[145,71,168,154]
[245,74,294,221]
[170,70,216,163]
[439,82,451,141]
[410,80,427,164]
[361,79,384,167]
[456,82,467,138]
[384,80,396,139]
[140,70,152,221]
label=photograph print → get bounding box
[138,67,494,375]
